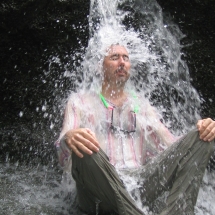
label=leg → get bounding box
[160,129,214,215]
[72,148,144,215]
[136,129,214,215]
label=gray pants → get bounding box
[72,129,214,215]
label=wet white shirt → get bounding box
[55,91,176,172]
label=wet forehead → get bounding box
[106,45,129,56]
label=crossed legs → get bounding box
[72,129,214,215]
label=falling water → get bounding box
[82,0,201,136]
[1,0,215,214]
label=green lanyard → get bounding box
[99,93,110,109]
[99,93,139,113]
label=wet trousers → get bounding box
[72,129,214,215]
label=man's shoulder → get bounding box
[67,90,98,105]
[127,91,150,106]
[126,91,159,116]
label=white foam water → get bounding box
[1,163,215,214]
[81,0,201,136]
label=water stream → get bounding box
[1,0,215,214]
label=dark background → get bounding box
[157,0,215,118]
[0,0,214,167]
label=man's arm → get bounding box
[145,102,178,147]
[56,95,100,167]
[55,98,77,167]
[145,101,215,145]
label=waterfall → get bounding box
[1,0,214,214]
[81,0,201,136]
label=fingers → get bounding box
[74,132,100,153]
[86,128,97,141]
[196,120,203,130]
[197,118,215,142]
[69,138,95,158]
[70,144,85,158]
[65,128,100,158]
[84,129,100,147]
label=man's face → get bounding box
[102,45,131,86]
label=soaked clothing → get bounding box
[71,129,214,215]
[55,91,176,171]
[55,91,214,214]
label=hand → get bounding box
[197,118,215,142]
[65,128,100,158]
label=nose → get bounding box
[119,56,125,66]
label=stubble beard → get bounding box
[103,67,130,89]
[115,77,127,88]
[114,69,129,87]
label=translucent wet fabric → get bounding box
[56,91,176,171]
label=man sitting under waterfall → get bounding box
[55,44,215,215]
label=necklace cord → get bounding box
[99,93,139,113]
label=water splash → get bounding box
[74,0,208,213]
[1,0,213,214]
[1,163,215,214]
[77,0,201,136]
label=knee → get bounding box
[189,128,215,144]
[73,151,100,166]
[191,128,214,147]
[178,129,214,154]
[190,128,214,154]
[72,152,101,182]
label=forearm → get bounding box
[156,121,180,147]
[55,136,72,170]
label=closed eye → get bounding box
[110,54,119,60]
[123,55,129,62]
[110,54,129,61]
